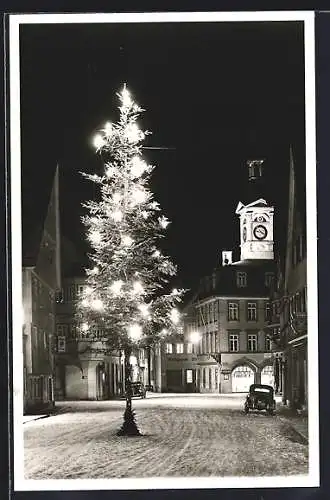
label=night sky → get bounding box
[20,20,306,291]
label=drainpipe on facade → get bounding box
[147,346,151,387]
[53,163,62,408]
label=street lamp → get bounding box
[189,331,201,345]
[189,331,201,356]
[128,324,143,341]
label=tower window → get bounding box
[228,302,239,321]
[236,272,247,288]
[265,302,271,321]
[247,159,264,180]
[247,302,257,321]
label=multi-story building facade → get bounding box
[182,258,275,394]
[157,332,198,393]
[166,160,277,394]
[55,275,152,400]
[22,166,61,413]
[267,149,307,410]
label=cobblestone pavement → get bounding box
[23,394,309,479]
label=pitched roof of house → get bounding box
[194,259,276,302]
[22,164,58,267]
[61,234,88,278]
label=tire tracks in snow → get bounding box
[145,409,196,477]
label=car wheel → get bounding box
[244,406,249,414]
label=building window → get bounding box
[214,301,219,321]
[206,333,210,353]
[265,336,272,351]
[236,272,247,288]
[68,324,77,338]
[248,334,257,352]
[165,343,173,354]
[57,336,66,353]
[265,273,274,288]
[186,369,193,383]
[265,302,271,321]
[228,302,239,321]
[209,369,212,388]
[229,334,239,352]
[186,343,193,354]
[176,343,184,354]
[206,304,210,324]
[43,331,48,350]
[56,324,68,336]
[199,307,206,326]
[247,302,257,321]
[92,327,105,339]
[209,333,214,353]
[55,289,63,303]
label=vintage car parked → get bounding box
[244,384,276,415]
[129,381,147,399]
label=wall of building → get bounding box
[22,170,61,413]
[182,266,275,394]
[55,277,151,400]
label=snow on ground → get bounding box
[23,394,308,479]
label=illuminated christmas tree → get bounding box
[77,85,184,436]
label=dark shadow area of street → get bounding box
[279,421,308,445]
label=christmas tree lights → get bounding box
[77,85,185,436]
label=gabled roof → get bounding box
[61,234,88,279]
[22,164,58,267]
[194,260,276,302]
[231,259,274,267]
[235,198,269,214]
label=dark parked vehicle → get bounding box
[129,382,146,398]
[244,384,276,415]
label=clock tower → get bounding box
[235,160,274,261]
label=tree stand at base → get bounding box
[116,347,142,437]
[116,408,141,436]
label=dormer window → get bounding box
[236,271,247,288]
[247,159,264,180]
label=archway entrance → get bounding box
[261,365,274,387]
[232,365,254,393]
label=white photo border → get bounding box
[10,10,319,491]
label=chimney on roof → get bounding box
[222,250,232,266]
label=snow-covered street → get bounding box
[23,393,308,479]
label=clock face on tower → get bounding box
[253,224,268,240]
[242,226,247,242]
